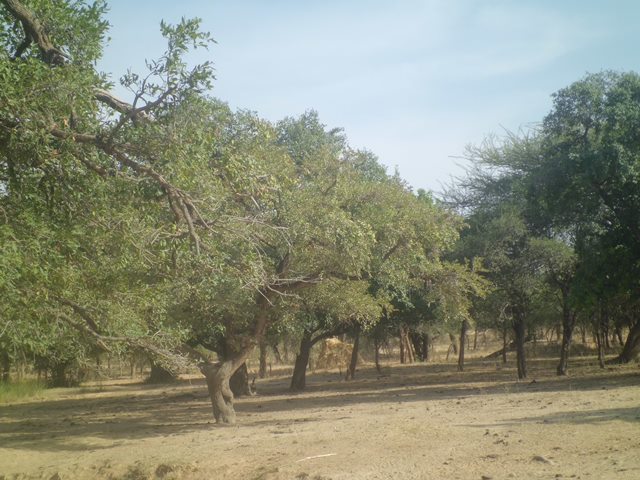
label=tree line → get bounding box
[1,1,639,424]
[446,70,640,378]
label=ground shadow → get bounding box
[0,355,637,452]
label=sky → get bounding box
[100,1,640,193]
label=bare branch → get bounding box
[94,88,141,117]
[54,297,102,332]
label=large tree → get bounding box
[528,71,640,363]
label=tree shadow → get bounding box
[0,384,213,452]
[236,359,639,421]
[0,357,637,452]
[459,406,640,428]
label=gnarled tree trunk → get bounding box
[608,318,640,364]
[200,360,238,424]
[200,347,253,424]
[199,291,274,424]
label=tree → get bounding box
[288,280,382,391]
[528,238,578,375]
[534,71,640,363]
[447,134,563,379]
[0,0,253,400]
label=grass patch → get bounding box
[0,379,45,403]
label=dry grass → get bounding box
[0,342,638,479]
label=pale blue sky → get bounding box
[100,1,640,192]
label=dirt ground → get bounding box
[1,348,639,480]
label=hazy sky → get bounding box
[100,1,640,193]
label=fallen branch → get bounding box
[484,334,533,359]
[296,453,337,463]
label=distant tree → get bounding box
[447,135,566,379]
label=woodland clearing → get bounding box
[1,344,638,480]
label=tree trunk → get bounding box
[596,304,607,369]
[345,328,360,381]
[374,337,381,373]
[200,291,273,424]
[513,314,527,380]
[271,343,283,364]
[1,351,10,383]
[148,362,175,383]
[608,319,640,364]
[449,333,458,355]
[473,327,478,351]
[615,324,624,347]
[603,318,611,349]
[258,339,268,379]
[557,294,576,376]
[502,322,508,364]
[595,327,606,368]
[422,334,429,362]
[409,332,421,361]
[229,362,254,397]
[457,319,469,372]
[290,332,313,392]
[200,361,238,424]
[399,326,406,364]
[424,333,431,362]
[49,362,70,387]
[405,331,415,363]
[200,342,256,425]
[556,315,576,376]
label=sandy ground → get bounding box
[0,352,639,480]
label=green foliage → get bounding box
[449,70,640,346]
[0,0,483,384]
[537,72,640,298]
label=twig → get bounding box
[296,453,337,462]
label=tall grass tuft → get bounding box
[0,380,45,403]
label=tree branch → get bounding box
[1,0,67,65]
[1,0,213,251]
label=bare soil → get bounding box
[1,349,639,480]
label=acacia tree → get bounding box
[447,133,572,379]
